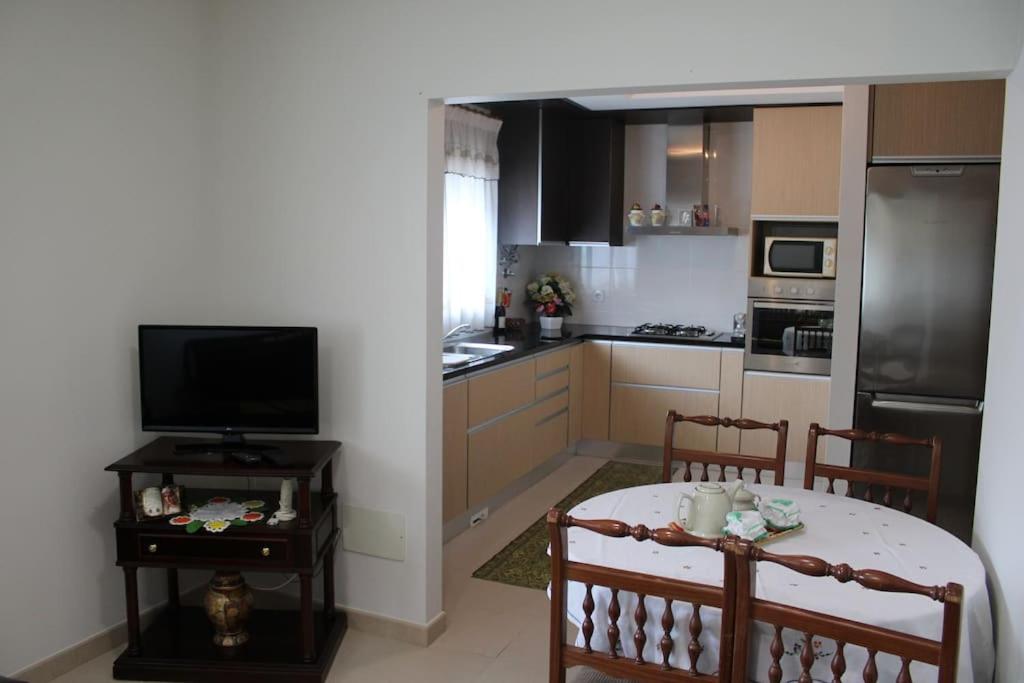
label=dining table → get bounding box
[556,481,993,683]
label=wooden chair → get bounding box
[547,509,738,683]
[804,424,942,523]
[731,540,963,683]
[663,411,789,485]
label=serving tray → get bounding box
[669,520,805,545]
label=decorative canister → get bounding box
[627,201,646,227]
[650,204,666,227]
[203,571,254,647]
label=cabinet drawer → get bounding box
[533,410,568,468]
[609,384,719,448]
[611,343,721,390]
[468,359,535,427]
[137,533,291,568]
[467,407,535,507]
[536,367,569,397]
[535,347,572,376]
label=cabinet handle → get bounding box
[148,544,158,554]
[261,547,271,558]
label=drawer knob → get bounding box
[261,546,271,558]
[148,544,158,554]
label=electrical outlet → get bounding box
[470,508,489,527]
[592,289,605,302]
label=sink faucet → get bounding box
[442,323,473,342]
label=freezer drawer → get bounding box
[852,392,983,543]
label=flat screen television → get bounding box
[139,325,319,449]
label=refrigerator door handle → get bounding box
[869,397,984,415]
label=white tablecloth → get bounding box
[557,483,992,682]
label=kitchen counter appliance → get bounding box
[853,164,999,543]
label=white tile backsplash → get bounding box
[519,236,748,332]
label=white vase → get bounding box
[539,316,563,336]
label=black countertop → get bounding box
[443,323,744,380]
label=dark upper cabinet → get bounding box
[569,118,624,245]
[493,101,623,246]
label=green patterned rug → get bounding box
[472,461,662,590]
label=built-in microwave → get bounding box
[763,236,837,278]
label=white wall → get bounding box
[0,0,213,675]
[974,45,1024,683]
[209,0,1024,632]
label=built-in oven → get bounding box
[745,278,835,375]
[763,236,837,278]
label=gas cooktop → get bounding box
[630,323,718,339]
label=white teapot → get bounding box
[678,480,759,537]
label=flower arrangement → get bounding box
[526,273,575,317]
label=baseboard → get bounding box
[11,592,446,681]
[10,591,181,683]
[343,605,446,646]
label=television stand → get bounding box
[106,437,345,682]
[173,436,285,466]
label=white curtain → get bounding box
[443,107,501,332]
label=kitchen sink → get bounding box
[442,352,477,368]
[442,342,515,368]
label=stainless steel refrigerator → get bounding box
[854,164,999,543]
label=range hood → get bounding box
[627,109,752,236]
[666,110,712,226]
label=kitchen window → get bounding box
[442,106,502,332]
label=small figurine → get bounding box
[267,478,298,525]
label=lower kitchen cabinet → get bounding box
[609,384,719,449]
[568,345,584,444]
[582,341,611,439]
[739,371,831,463]
[442,381,468,522]
[467,405,536,508]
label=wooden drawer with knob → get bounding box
[137,533,293,568]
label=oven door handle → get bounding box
[750,300,835,312]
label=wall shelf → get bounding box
[626,224,741,237]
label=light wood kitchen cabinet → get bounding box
[611,342,721,390]
[716,349,745,453]
[442,381,468,522]
[871,80,1005,160]
[582,341,611,440]
[739,371,830,464]
[568,345,583,444]
[467,406,536,508]
[608,342,724,449]
[751,106,842,217]
[609,384,719,449]
[467,358,535,427]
